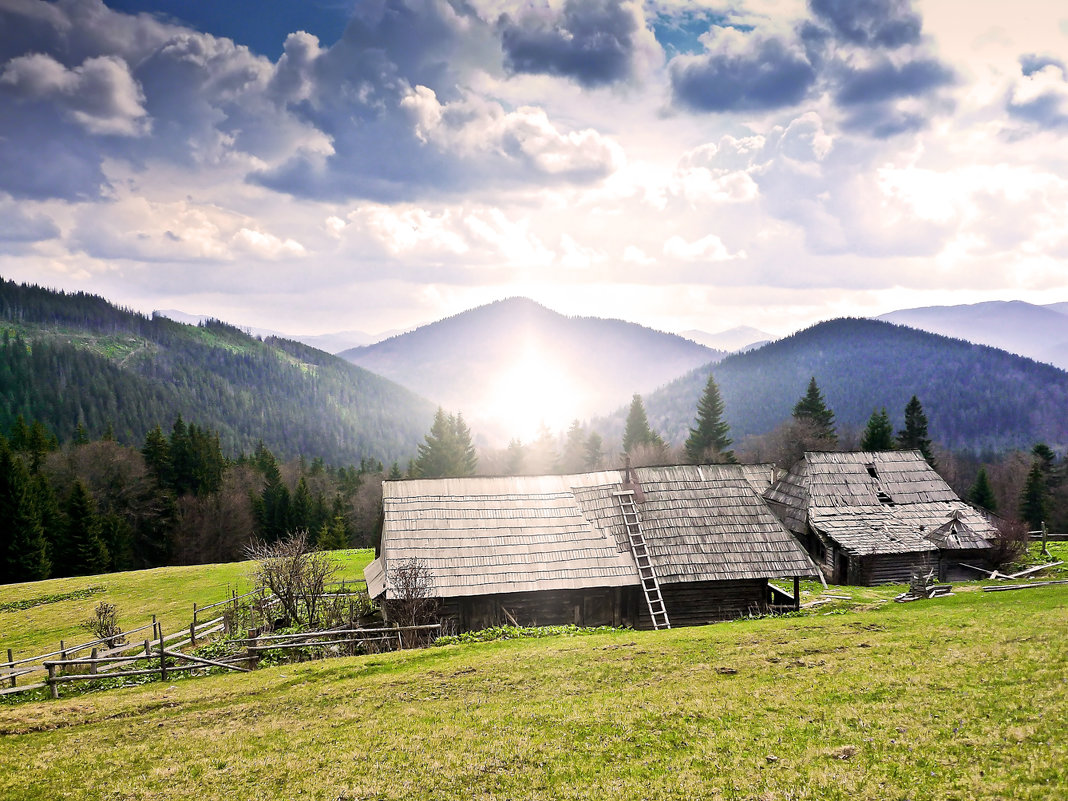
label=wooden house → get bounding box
[763,451,997,585]
[365,464,817,631]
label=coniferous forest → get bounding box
[0,279,435,465]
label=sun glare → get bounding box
[480,345,582,443]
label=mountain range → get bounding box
[623,317,1068,453]
[877,300,1068,371]
[680,326,773,352]
[339,297,723,442]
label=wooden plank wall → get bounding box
[857,553,933,585]
[639,579,769,629]
[440,587,637,632]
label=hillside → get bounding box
[625,317,1068,452]
[0,280,435,464]
[1,580,1064,800]
[877,300,1068,371]
[339,297,722,442]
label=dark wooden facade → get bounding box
[435,579,772,632]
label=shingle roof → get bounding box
[764,451,996,557]
[371,466,816,599]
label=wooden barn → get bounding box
[365,464,817,632]
[763,451,998,585]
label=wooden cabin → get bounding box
[365,464,817,632]
[763,451,997,585]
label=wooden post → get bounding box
[1042,521,1050,556]
[144,640,151,657]
[793,577,801,612]
[158,629,167,681]
[189,621,197,646]
[193,602,198,627]
[90,647,98,675]
[59,640,66,676]
[6,649,14,688]
[47,663,58,699]
[248,627,260,670]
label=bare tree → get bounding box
[383,558,440,642]
[245,532,339,629]
[988,516,1030,569]
[81,601,124,647]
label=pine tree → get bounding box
[64,481,110,576]
[684,374,734,463]
[0,441,50,582]
[317,515,350,550]
[291,476,312,533]
[792,377,836,443]
[897,395,936,467]
[413,408,478,478]
[623,394,663,454]
[505,439,525,475]
[141,425,170,486]
[559,420,587,473]
[388,462,403,480]
[860,408,895,451]
[584,432,604,470]
[1020,461,1050,531]
[252,444,290,542]
[968,467,998,513]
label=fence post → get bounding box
[89,647,98,675]
[6,649,14,689]
[189,621,197,646]
[193,602,198,627]
[158,629,167,682]
[47,663,58,699]
[1042,521,1050,556]
[248,627,260,670]
[144,640,151,658]
[59,640,66,676]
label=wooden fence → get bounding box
[1,577,381,699]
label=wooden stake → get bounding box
[6,649,13,688]
[47,663,58,699]
[90,647,98,675]
[793,577,801,611]
[158,629,167,681]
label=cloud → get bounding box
[834,57,954,106]
[498,0,659,87]
[0,197,60,250]
[1007,59,1068,129]
[1,52,149,136]
[808,0,922,49]
[663,233,742,262]
[669,26,817,112]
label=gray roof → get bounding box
[764,451,996,557]
[370,465,816,599]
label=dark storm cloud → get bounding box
[497,0,651,87]
[808,0,922,48]
[669,29,817,112]
[834,57,954,106]
[0,198,60,243]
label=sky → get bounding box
[1,0,1068,339]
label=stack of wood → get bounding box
[895,571,952,603]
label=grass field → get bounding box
[0,550,375,660]
[0,570,1064,800]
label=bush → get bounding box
[81,601,124,647]
[989,517,1030,568]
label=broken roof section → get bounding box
[764,451,997,557]
[369,464,816,600]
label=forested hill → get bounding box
[0,279,435,464]
[630,317,1068,453]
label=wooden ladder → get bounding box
[613,490,670,630]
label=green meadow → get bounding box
[0,554,1064,801]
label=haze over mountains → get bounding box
[339,298,723,443]
[877,301,1068,372]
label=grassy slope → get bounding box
[0,550,375,659]
[0,581,1065,800]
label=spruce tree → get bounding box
[141,425,170,486]
[684,374,734,463]
[0,441,50,582]
[413,408,478,478]
[1019,461,1050,531]
[792,377,837,443]
[968,467,998,513]
[64,481,110,576]
[317,515,350,550]
[897,395,936,467]
[584,432,604,470]
[623,394,663,454]
[860,408,895,451]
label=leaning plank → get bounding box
[161,648,249,673]
[0,681,45,696]
[983,579,1068,592]
[959,563,998,577]
[1006,561,1064,580]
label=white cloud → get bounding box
[663,233,743,262]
